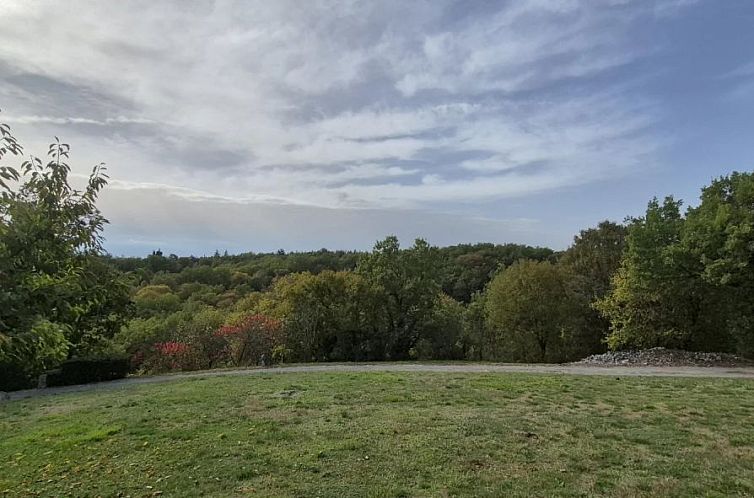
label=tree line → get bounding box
[2,114,753,388]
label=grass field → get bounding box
[2,372,753,497]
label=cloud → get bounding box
[2,115,154,125]
[98,185,552,256]
[0,0,698,252]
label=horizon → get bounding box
[108,237,559,259]
[2,1,753,256]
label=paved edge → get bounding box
[4,363,754,402]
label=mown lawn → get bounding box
[1,372,753,497]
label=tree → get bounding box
[357,236,441,359]
[597,197,724,351]
[439,243,555,302]
[559,221,627,355]
[560,221,627,299]
[0,114,130,383]
[461,291,491,361]
[133,284,182,316]
[412,294,465,360]
[216,314,285,366]
[259,271,385,361]
[681,172,754,355]
[485,260,588,362]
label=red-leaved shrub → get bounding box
[215,314,285,366]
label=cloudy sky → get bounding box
[1,0,753,255]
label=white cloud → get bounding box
[0,0,697,251]
[3,115,154,125]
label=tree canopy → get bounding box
[0,116,130,384]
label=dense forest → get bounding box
[2,116,753,390]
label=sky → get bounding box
[1,0,753,256]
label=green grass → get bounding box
[2,372,753,497]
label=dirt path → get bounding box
[5,362,754,402]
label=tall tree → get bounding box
[357,236,441,359]
[560,221,627,299]
[681,172,754,355]
[0,114,130,382]
[597,197,724,351]
[560,220,627,355]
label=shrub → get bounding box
[0,362,34,391]
[45,356,130,387]
[142,341,194,372]
[215,314,285,366]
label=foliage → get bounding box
[461,291,490,361]
[144,341,192,372]
[597,197,728,352]
[0,114,130,385]
[439,243,555,302]
[681,172,754,356]
[485,260,589,362]
[215,314,284,366]
[411,294,465,360]
[1,319,70,380]
[560,220,627,299]
[559,220,628,355]
[133,284,182,315]
[357,236,441,359]
[258,271,385,361]
[107,237,562,370]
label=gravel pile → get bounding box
[574,347,753,367]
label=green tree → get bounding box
[412,294,465,360]
[681,172,754,355]
[461,291,490,360]
[597,197,724,351]
[439,243,555,302]
[133,284,182,316]
[485,260,587,362]
[259,271,384,361]
[559,220,627,355]
[357,236,441,359]
[560,221,627,299]
[0,115,130,383]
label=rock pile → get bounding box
[574,347,753,367]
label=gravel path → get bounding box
[4,362,754,402]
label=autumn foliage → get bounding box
[140,314,285,372]
[215,314,285,367]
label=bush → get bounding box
[0,362,34,391]
[215,314,285,366]
[141,341,194,372]
[45,356,130,387]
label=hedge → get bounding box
[0,362,34,391]
[45,357,130,387]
